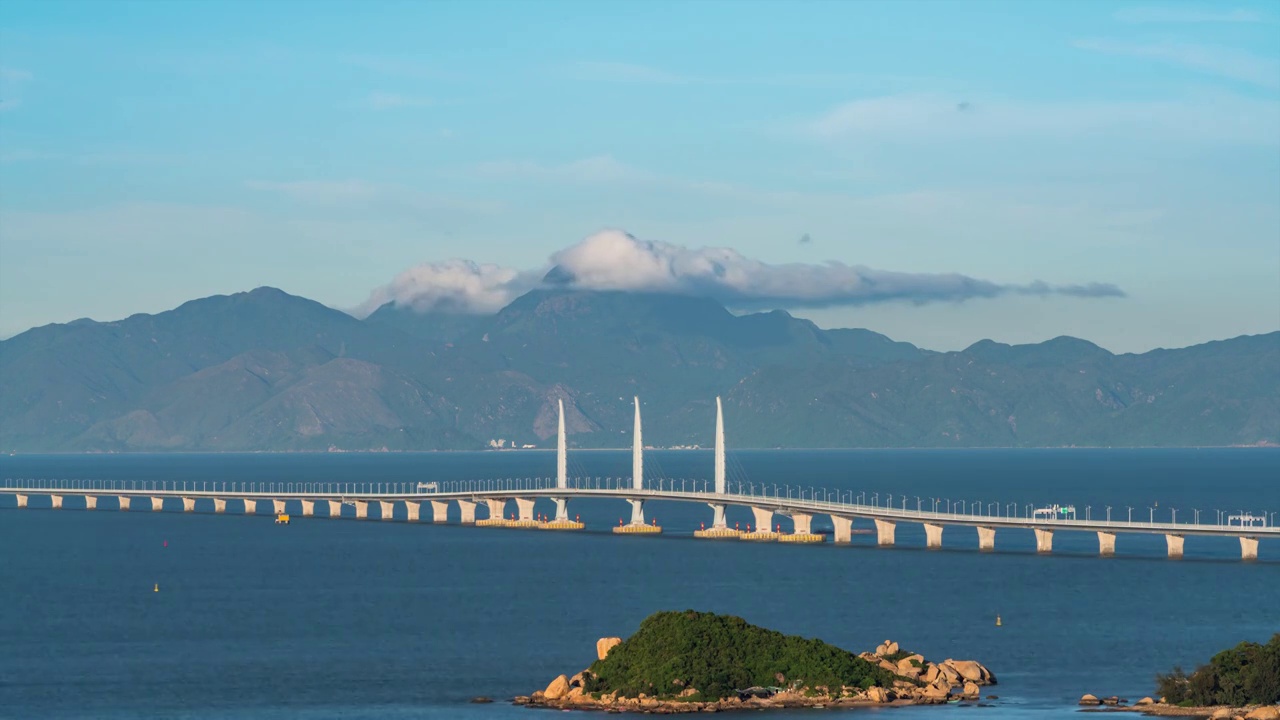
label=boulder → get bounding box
[1135,697,1154,706]
[596,637,622,660]
[678,687,698,698]
[1079,694,1101,706]
[962,682,980,699]
[1211,710,1235,719]
[1246,708,1280,720]
[920,684,950,703]
[922,664,941,684]
[947,660,993,684]
[878,659,899,673]
[875,640,900,657]
[545,675,570,700]
[866,686,890,703]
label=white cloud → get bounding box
[1113,6,1268,23]
[805,92,1280,146]
[1074,38,1280,89]
[0,65,32,112]
[360,229,1124,316]
[365,91,433,110]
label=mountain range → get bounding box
[1,286,1276,452]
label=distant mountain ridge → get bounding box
[1,287,1276,452]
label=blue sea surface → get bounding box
[1,449,1277,720]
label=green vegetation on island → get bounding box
[580,610,896,701]
[1156,635,1280,708]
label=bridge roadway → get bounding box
[3,477,1275,560]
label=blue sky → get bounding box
[0,0,1277,351]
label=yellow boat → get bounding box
[275,513,291,525]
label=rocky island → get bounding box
[515,610,995,713]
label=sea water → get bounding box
[1,449,1277,719]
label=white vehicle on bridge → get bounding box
[1032,504,1077,521]
[417,482,439,492]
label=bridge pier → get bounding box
[874,519,896,546]
[1241,537,1259,560]
[50,494,63,509]
[977,526,995,551]
[1034,528,1053,553]
[552,497,567,522]
[515,498,536,522]
[182,497,195,513]
[790,513,813,534]
[326,500,342,518]
[710,503,727,528]
[404,501,419,522]
[15,493,27,508]
[85,496,98,510]
[477,499,506,526]
[694,503,740,538]
[1165,534,1184,559]
[431,500,449,523]
[924,523,943,549]
[213,498,226,513]
[273,499,286,515]
[300,500,315,517]
[353,501,368,519]
[830,516,853,543]
[378,500,394,520]
[150,497,164,512]
[117,496,130,511]
[1097,531,1116,557]
[458,500,476,524]
[243,498,256,514]
[750,507,772,532]
[614,499,661,534]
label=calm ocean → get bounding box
[1,449,1277,720]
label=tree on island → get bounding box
[1157,634,1280,707]
[581,610,897,701]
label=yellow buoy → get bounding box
[996,615,1002,626]
[154,583,159,593]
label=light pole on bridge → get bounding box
[1149,507,1155,524]
[1106,506,1112,522]
[1128,506,1133,524]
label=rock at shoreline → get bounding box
[544,675,570,700]
[875,640,900,657]
[1246,707,1280,720]
[1080,694,1102,705]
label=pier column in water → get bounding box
[150,497,164,512]
[830,516,852,544]
[376,501,392,520]
[243,498,256,514]
[1165,534,1184,559]
[1034,528,1053,553]
[708,503,727,529]
[1097,532,1116,557]
[790,514,813,535]
[458,500,476,524]
[404,501,420,522]
[1240,537,1259,560]
[628,499,645,525]
[14,494,27,508]
[552,497,567,523]
[273,499,286,515]
[182,497,195,513]
[484,499,506,522]
[924,523,944,549]
[84,496,98,510]
[326,500,342,518]
[874,519,896,546]
[116,496,130,511]
[515,498,535,523]
[977,526,996,551]
[50,495,63,509]
[300,500,315,517]
[750,507,772,532]
[213,498,226,513]
[354,501,368,519]
[431,500,449,523]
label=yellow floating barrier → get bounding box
[778,532,825,544]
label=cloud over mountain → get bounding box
[358,229,1124,315]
